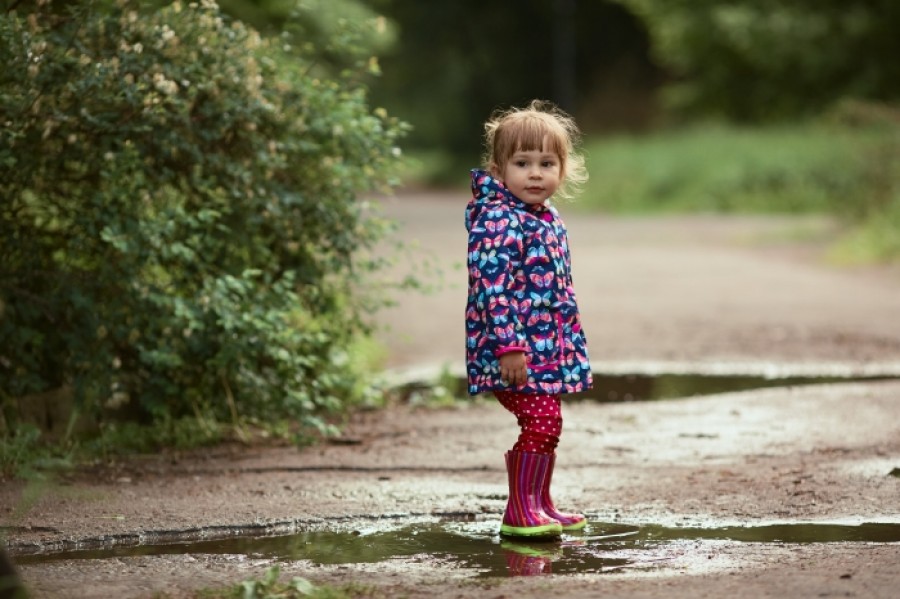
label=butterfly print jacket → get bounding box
[465,169,593,395]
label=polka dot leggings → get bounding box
[494,390,562,455]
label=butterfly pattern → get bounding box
[464,169,592,395]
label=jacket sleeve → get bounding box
[563,227,575,291]
[558,222,586,338]
[467,205,528,357]
[557,218,578,296]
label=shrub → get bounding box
[0,0,406,437]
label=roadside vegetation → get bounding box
[155,566,384,599]
[607,0,900,262]
[579,113,900,263]
[0,0,404,479]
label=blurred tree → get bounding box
[360,0,661,172]
[623,0,900,121]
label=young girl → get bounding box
[465,100,592,538]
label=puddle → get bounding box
[14,520,900,577]
[570,373,890,402]
[405,373,895,405]
[396,365,898,405]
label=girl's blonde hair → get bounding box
[483,99,587,200]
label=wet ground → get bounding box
[4,192,900,597]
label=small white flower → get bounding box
[154,78,178,95]
[106,391,130,409]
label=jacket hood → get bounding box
[466,168,556,232]
[466,169,512,232]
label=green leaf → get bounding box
[290,576,317,595]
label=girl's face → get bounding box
[495,143,563,205]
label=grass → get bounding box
[0,417,225,481]
[577,122,894,215]
[829,201,900,265]
[153,566,388,599]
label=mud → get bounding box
[4,192,900,598]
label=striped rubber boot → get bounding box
[500,450,562,538]
[540,453,586,531]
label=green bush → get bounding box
[0,1,405,438]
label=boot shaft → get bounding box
[539,452,586,530]
[503,450,559,530]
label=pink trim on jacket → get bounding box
[495,345,528,358]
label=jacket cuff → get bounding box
[495,344,527,358]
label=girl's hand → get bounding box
[499,351,528,387]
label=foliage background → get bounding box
[0,0,405,463]
[361,0,662,181]
[623,0,900,121]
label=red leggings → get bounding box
[494,391,562,455]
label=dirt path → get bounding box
[5,192,900,598]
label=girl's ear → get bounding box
[489,162,502,179]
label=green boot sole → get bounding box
[500,522,562,538]
[559,517,587,531]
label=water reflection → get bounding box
[501,540,559,576]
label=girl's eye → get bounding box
[515,161,527,167]
[542,161,556,168]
